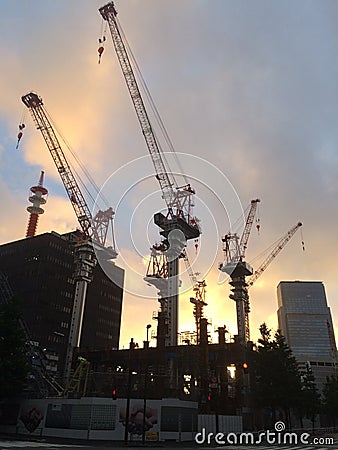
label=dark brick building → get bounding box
[0,231,124,377]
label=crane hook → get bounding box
[97,34,106,64]
[16,123,25,149]
[256,218,261,234]
[98,46,104,64]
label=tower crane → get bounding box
[100,2,200,346]
[220,218,303,345]
[22,92,117,383]
[219,199,260,344]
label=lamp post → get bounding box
[124,338,134,446]
[142,324,151,444]
[146,324,151,346]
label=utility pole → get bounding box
[124,338,134,446]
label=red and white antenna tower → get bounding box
[26,170,48,237]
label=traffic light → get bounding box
[242,362,249,374]
[111,388,117,400]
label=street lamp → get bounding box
[146,324,152,344]
[143,325,151,445]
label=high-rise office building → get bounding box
[0,231,124,378]
[277,281,337,390]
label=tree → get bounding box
[0,298,29,399]
[322,375,338,427]
[299,363,321,431]
[252,323,302,428]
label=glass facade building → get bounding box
[277,281,337,390]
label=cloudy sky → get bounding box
[1,0,338,348]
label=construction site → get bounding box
[1,0,337,444]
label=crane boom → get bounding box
[220,199,260,268]
[22,92,117,383]
[99,2,199,231]
[248,222,302,287]
[22,93,91,236]
[99,2,175,207]
[22,92,115,250]
[239,198,260,259]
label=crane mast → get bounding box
[219,199,260,344]
[190,282,207,346]
[182,249,207,345]
[145,244,169,347]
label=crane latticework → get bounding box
[182,248,207,344]
[22,92,116,251]
[239,198,260,259]
[248,222,303,287]
[190,280,207,345]
[146,243,168,279]
[220,199,260,344]
[100,1,200,347]
[99,2,198,227]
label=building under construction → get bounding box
[0,230,124,380]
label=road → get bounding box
[0,439,337,450]
[0,438,337,450]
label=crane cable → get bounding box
[226,202,251,236]
[248,224,304,268]
[44,108,111,211]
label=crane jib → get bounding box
[21,92,116,251]
[99,2,200,238]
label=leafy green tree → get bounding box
[322,375,338,427]
[299,363,321,431]
[0,298,29,399]
[252,323,302,428]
